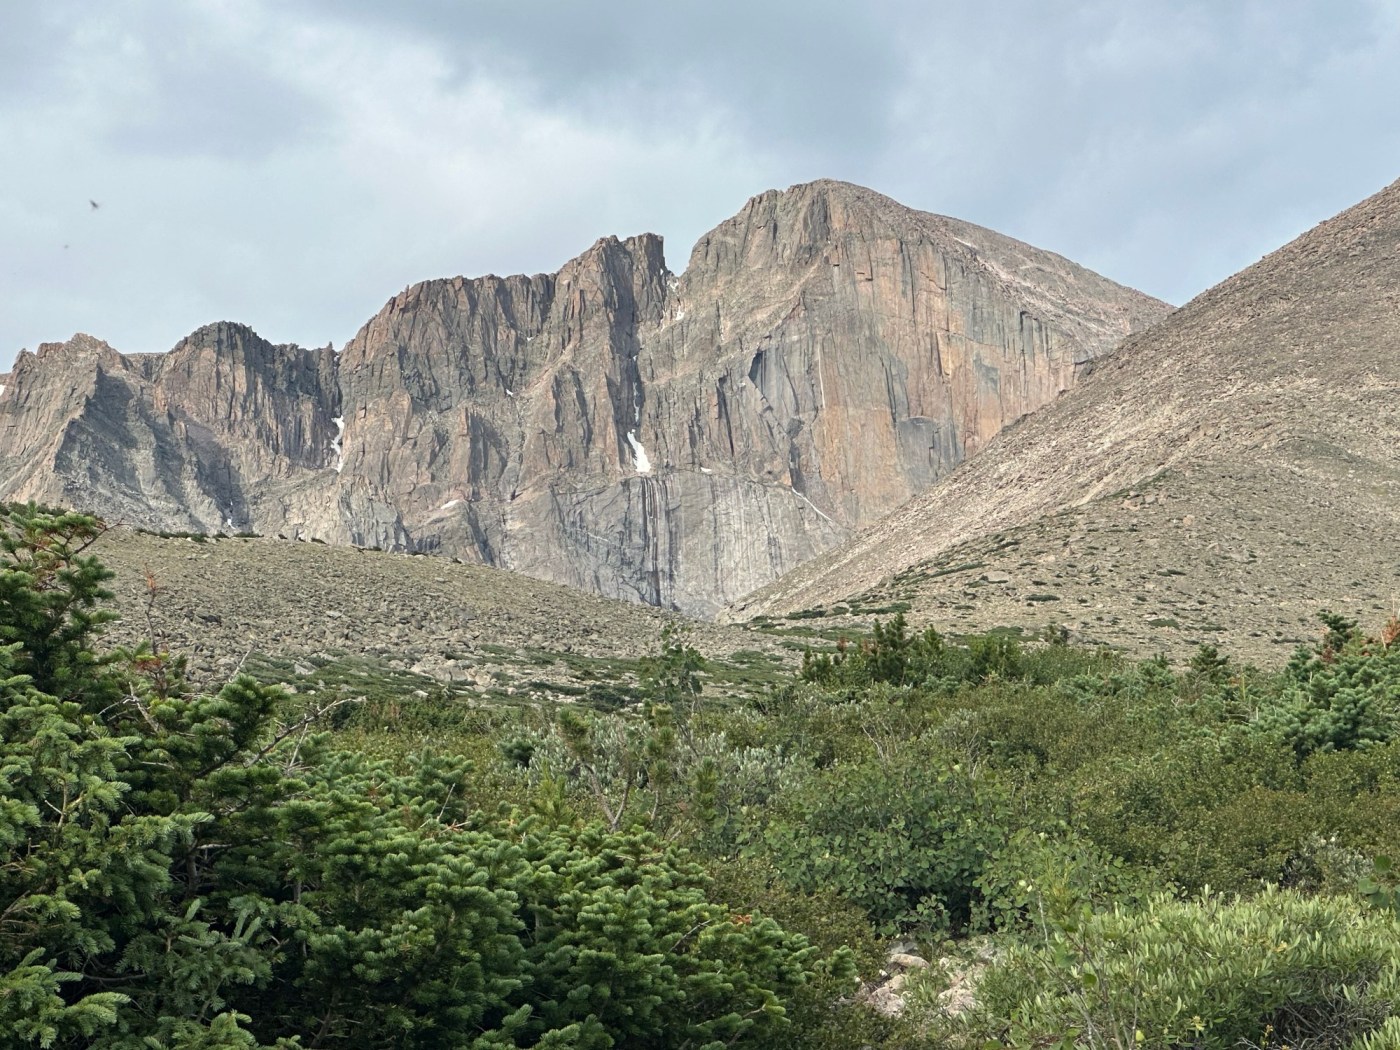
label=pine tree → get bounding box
[1,505,833,1048]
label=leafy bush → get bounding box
[1064,731,1315,893]
[963,887,1400,1050]
[1303,742,1400,864]
[762,749,1007,935]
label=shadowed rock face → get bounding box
[0,328,339,531]
[0,180,1168,615]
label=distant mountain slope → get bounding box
[82,527,790,707]
[730,178,1400,661]
[0,180,1168,615]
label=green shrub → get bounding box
[762,749,1007,935]
[0,506,840,1049]
[1303,742,1400,864]
[801,617,1120,694]
[0,504,120,705]
[1064,731,1315,893]
[1253,616,1400,758]
[801,613,961,688]
[961,887,1400,1050]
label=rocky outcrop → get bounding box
[0,180,1169,615]
[0,326,338,532]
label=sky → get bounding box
[3,1,1399,373]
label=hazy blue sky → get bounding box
[3,1,1398,371]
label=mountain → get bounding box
[0,180,1168,615]
[729,178,1400,661]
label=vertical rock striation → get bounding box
[0,180,1169,614]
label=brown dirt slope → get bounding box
[87,528,789,702]
[728,178,1400,664]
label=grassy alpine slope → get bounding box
[5,501,1400,1049]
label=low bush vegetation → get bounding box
[967,885,1400,1050]
[6,502,1400,1047]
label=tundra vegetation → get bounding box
[3,503,1400,1049]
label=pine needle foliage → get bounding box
[0,504,836,1049]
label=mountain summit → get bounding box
[731,178,1400,658]
[0,180,1168,614]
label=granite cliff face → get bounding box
[730,177,1400,660]
[0,180,1168,614]
[0,327,338,531]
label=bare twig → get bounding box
[243,695,364,768]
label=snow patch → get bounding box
[331,416,345,473]
[699,467,712,475]
[675,310,685,321]
[795,491,836,526]
[0,384,6,398]
[440,499,462,510]
[506,389,514,397]
[626,431,652,474]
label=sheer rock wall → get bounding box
[0,180,1168,615]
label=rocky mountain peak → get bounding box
[1,181,1171,615]
[33,331,122,359]
[2,334,128,422]
[682,179,947,280]
[732,176,1400,659]
[15,333,126,381]
[165,321,282,361]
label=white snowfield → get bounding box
[625,431,652,474]
[331,417,345,473]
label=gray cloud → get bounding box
[3,1,1398,372]
[291,0,905,157]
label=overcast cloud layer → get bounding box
[3,1,1399,372]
